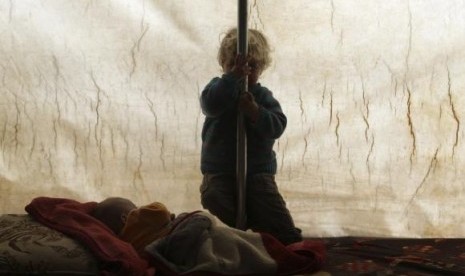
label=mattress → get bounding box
[0,214,98,275]
[2,213,464,275]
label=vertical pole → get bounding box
[236,0,248,230]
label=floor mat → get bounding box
[313,237,465,275]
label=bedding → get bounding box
[24,197,154,276]
[145,211,325,275]
[18,197,326,275]
[2,197,464,275]
[0,214,98,275]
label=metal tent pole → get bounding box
[236,0,248,230]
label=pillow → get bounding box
[0,214,99,275]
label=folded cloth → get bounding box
[145,211,326,276]
[25,197,154,276]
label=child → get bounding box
[199,28,302,245]
[90,197,137,234]
[91,197,174,253]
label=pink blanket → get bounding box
[25,197,154,276]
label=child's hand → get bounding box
[231,54,251,79]
[238,92,259,123]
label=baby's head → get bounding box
[218,28,272,80]
[91,197,137,235]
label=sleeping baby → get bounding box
[90,197,175,253]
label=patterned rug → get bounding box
[315,237,465,275]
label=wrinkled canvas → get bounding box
[1,0,465,237]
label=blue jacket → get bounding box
[200,73,286,175]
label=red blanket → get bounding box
[25,197,154,276]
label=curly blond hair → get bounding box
[217,27,272,73]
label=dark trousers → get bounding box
[200,173,302,245]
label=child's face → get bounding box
[247,60,261,85]
[224,58,262,85]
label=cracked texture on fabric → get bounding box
[1,0,465,238]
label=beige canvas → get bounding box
[1,0,465,237]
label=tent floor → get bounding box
[311,236,465,275]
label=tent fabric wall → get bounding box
[1,0,465,238]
